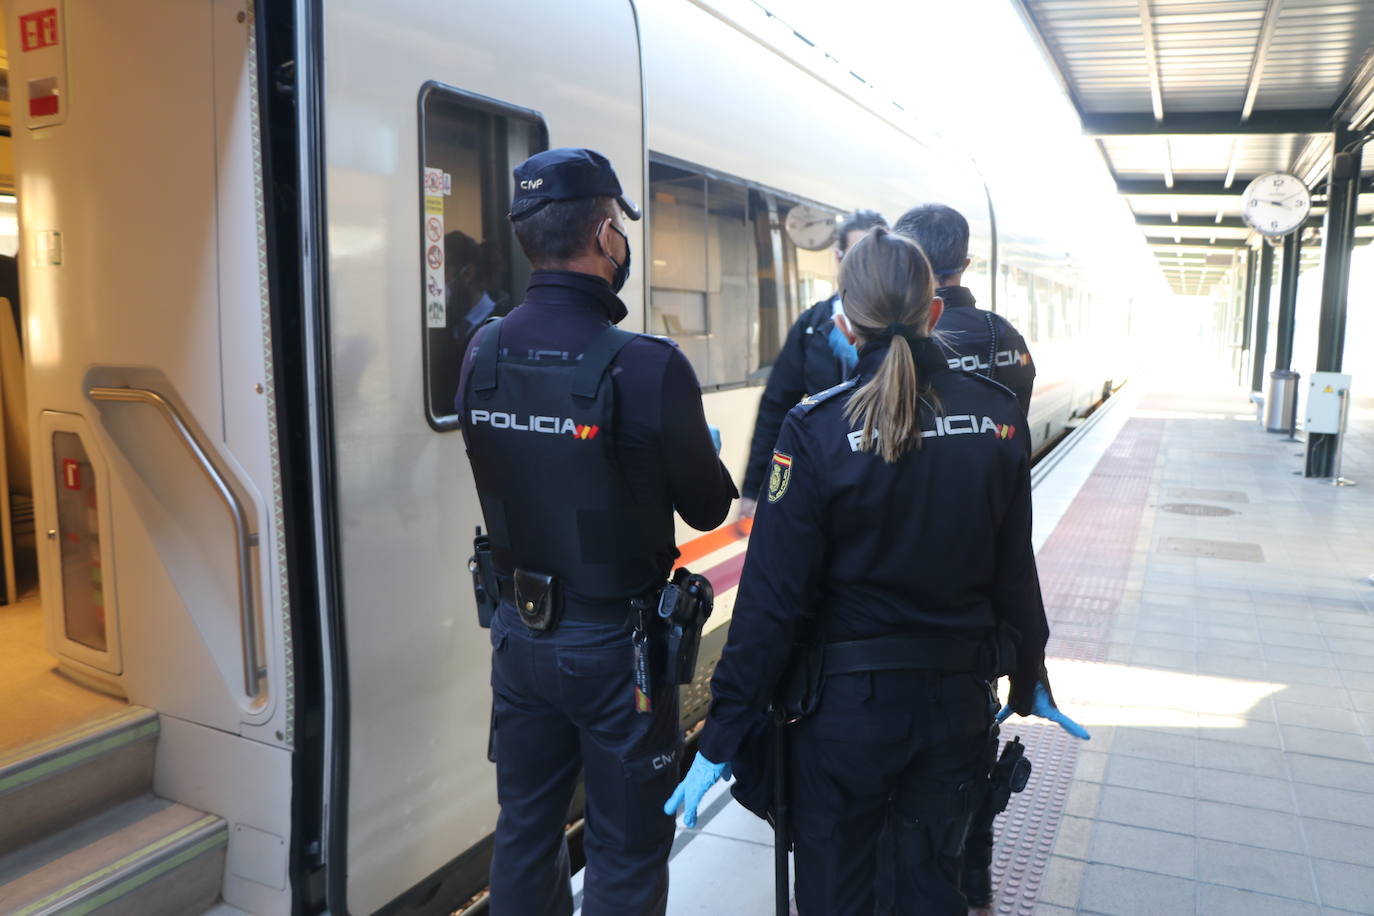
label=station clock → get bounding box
[784,203,839,250]
[1241,172,1311,238]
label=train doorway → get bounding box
[0,15,117,761]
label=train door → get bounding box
[3,2,298,914]
[307,1,647,912]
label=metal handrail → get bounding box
[88,386,266,698]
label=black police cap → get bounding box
[508,147,642,222]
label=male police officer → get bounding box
[459,148,738,916]
[893,204,1038,909]
[738,210,887,520]
[894,204,1035,415]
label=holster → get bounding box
[513,568,561,631]
[468,527,500,629]
[656,568,714,686]
[987,735,1032,816]
[776,637,825,723]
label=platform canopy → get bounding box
[1011,0,1374,295]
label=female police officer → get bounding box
[665,228,1082,914]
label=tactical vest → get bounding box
[462,319,673,607]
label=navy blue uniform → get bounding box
[460,270,737,916]
[742,295,849,501]
[699,340,1048,915]
[931,284,1036,904]
[934,285,1035,414]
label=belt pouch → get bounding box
[513,568,561,631]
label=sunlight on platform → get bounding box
[1027,659,1285,731]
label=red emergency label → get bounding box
[62,458,81,490]
[28,77,58,118]
[19,8,59,51]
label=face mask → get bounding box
[827,321,859,373]
[599,220,632,294]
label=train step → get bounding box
[0,708,159,859]
[0,707,229,916]
[0,794,226,916]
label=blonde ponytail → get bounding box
[838,228,937,462]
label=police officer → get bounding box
[894,203,1042,909]
[665,229,1083,914]
[460,148,738,916]
[894,204,1035,414]
[738,210,888,521]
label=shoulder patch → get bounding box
[766,451,793,503]
[796,378,857,414]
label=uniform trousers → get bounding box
[487,604,680,916]
[961,718,1002,898]
[789,668,994,916]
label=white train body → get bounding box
[4,0,1132,913]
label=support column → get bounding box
[1273,230,1301,371]
[1316,124,1361,370]
[1250,241,1274,393]
[1264,232,1302,433]
[1307,123,1363,477]
[1238,247,1256,384]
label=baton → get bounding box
[773,712,790,916]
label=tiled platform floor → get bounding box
[1027,377,1374,916]
[575,374,1374,915]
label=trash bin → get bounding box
[1265,369,1299,433]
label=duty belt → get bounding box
[823,633,1000,679]
[497,580,634,626]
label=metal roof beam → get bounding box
[1138,0,1166,122]
[1241,0,1284,121]
[1146,238,1249,249]
[1082,109,1331,135]
[1117,179,1242,195]
[1006,0,1086,119]
[1136,214,1338,229]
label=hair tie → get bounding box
[885,322,914,339]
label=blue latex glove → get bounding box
[996,682,1091,740]
[663,753,731,828]
[827,322,859,372]
[708,425,722,454]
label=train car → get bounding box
[0,1,1133,915]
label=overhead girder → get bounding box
[1081,110,1333,136]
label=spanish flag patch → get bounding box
[767,451,793,503]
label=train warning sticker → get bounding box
[767,451,792,503]
[62,458,82,491]
[19,8,58,51]
[19,5,67,128]
[423,167,447,328]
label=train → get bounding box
[0,1,1137,914]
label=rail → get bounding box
[88,386,265,698]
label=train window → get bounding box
[707,180,752,385]
[792,246,837,310]
[648,162,759,388]
[750,190,787,371]
[647,161,841,386]
[418,83,547,430]
[649,164,710,372]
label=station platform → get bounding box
[573,370,1374,916]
